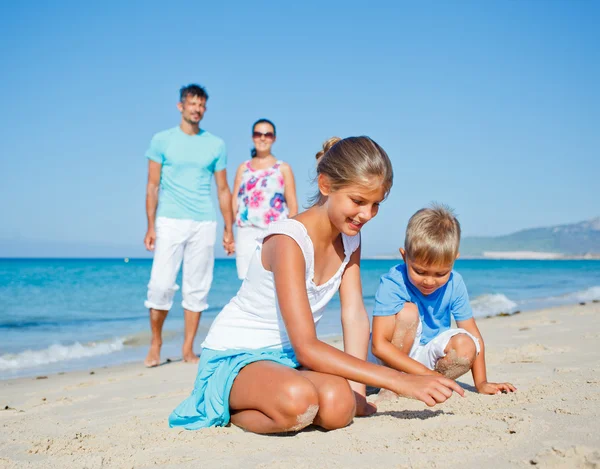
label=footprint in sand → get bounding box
[492,344,570,365]
[529,445,600,468]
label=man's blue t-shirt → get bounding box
[373,264,473,345]
[146,127,227,222]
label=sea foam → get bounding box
[470,293,519,318]
[0,338,125,371]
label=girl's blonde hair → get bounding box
[310,136,393,206]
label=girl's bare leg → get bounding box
[298,370,357,430]
[229,362,357,433]
[229,361,320,434]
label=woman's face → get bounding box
[252,122,276,155]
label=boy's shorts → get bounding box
[409,319,481,370]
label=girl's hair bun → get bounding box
[315,137,342,161]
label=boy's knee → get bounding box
[398,302,419,325]
[316,377,356,430]
[277,380,320,431]
[447,333,477,362]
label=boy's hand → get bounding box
[476,381,517,395]
[394,374,464,407]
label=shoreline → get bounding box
[1,302,599,468]
[2,295,599,381]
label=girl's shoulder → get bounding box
[341,232,361,256]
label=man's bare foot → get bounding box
[182,350,199,364]
[144,341,161,368]
[374,388,399,404]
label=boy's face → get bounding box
[400,248,456,296]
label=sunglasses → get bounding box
[252,131,275,140]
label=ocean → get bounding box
[1,258,599,379]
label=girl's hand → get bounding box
[393,374,464,407]
[476,381,517,395]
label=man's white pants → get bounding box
[145,217,217,313]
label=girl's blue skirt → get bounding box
[169,347,300,430]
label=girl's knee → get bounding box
[316,377,356,430]
[276,379,320,431]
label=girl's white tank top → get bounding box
[202,219,360,351]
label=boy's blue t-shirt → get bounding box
[373,264,473,345]
[146,127,227,222]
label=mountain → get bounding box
[461,217,600,258]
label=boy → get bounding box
[371,204,515,395]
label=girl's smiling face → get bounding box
[319,175,386,236]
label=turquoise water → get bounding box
[1,258,599,379]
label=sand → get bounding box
[1,302,600,468]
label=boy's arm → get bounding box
[372,313,440,376]
[456,318,516,394]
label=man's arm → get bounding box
[230,163,245,220]
[144,160,162,251]
[214,169,234,255]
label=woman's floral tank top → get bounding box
[236,160,289,229]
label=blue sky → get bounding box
[1,1,598,257]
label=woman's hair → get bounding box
[250,118,276,158]
[309,136,393,206]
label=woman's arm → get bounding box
[280,163,298,217]
[262,234,464,407]
[231,163,245,220]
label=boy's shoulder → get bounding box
[381,263,408,284]
[448,269,467,289]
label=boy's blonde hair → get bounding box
[405,203,461,266]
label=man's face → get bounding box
[177,95,206,125]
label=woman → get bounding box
[232,119,298,279]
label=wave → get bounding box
[470,293,519,318]
[0,338,125,371]
[559,286,600,303]
[0,315,147,330]
[0,306,225,330]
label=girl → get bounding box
[170,136,463,434]
[232,119,298,279]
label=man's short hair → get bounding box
[180,84,208,102]
[404,203,461,266]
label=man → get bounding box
[143,84,234,367]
